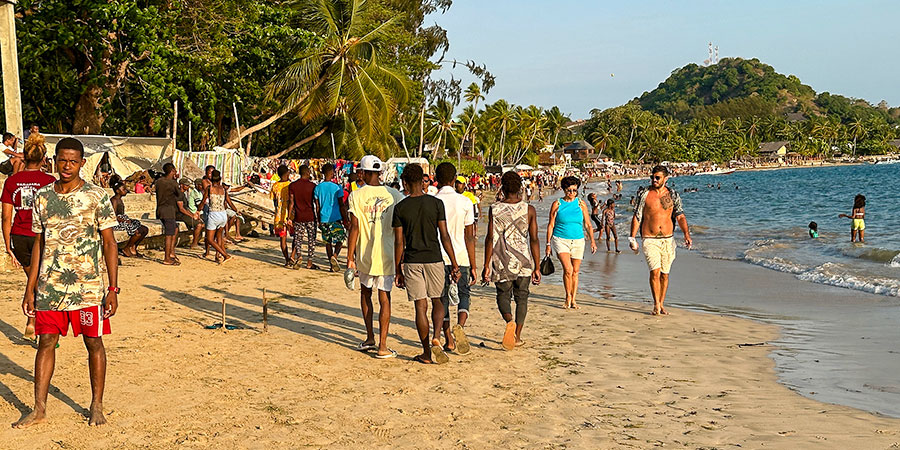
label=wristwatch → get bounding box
[108,286,121,294]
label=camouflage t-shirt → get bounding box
[31,182,117,311]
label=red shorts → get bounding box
[35,305,111,338]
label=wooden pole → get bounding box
[0,1,23,138]
[221,298,226,332]
[262,288,268,332]
[188,121,193,152]
[232,102,244,157]
[172,101,179,152]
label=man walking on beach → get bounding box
[347,155,403,359]
[287,165,317,269]
[434,163,476,354]
[629,165,692,315]
[15,137,119,428]
[393,163,460,364]
[315,163,348,271]
[482,171,541,350]
[156,163,188,265]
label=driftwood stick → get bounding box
[221,298,227,332]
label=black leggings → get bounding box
[496,276,530,325]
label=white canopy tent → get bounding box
[43,134,173,180]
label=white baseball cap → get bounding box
[359,155,384,172]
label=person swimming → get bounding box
[838,194,866,243]
[808,221,819,239]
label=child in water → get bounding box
[838,194,866,243]
[808,221,818,239]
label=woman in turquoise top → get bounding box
[546,176,597,309]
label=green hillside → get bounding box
[635,58,898,124]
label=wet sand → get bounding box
[0,236,898,448]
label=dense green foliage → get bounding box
[10,0,455,158]
[581,58,899,163]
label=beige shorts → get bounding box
[552,236,585,260]
[643,237,676,273]
[359,273,395,292]
[402,262,445,301]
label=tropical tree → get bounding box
[230,0,410,158]
[543,106,569,149]
[424,99,461,158]
[457,82,485,157]
[486,100,514,164]
[848,117,866,157]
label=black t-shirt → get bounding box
[392,194,445,263]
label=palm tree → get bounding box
[457,83,484,158]
[425,99,461,158]
[543,106,568,150]
[849,117,866,157]
[229,0,409,157]
[486,100,513,165]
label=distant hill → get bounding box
[635,58,898,123]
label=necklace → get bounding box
[54,179,85,195]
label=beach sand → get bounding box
[1,236,899,448]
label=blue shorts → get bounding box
[206,211,228,230]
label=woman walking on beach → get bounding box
[482,171,542,350]
[1,134,55,341]
[838,194,866,243]
[199,170,236,262]
[546,176,596,309]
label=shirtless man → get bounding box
[629,165,692,315]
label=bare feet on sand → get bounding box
[88,404,107,426]
[12,410,46,429]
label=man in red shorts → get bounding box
[14,137,120,428]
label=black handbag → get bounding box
[540,255,555,276]
[0,159,12,175]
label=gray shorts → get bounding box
[402,262,445,302]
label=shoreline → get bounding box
[1,236,898,447]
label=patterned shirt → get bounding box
[31,182,117,311]
[489,201,533,282]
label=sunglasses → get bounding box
[565,188,578,193]
[651,175,664,181]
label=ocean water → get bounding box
[530,164,900,417]
[670,164,900,297]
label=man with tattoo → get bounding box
[629,165,692,315]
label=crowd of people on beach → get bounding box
[0,127,704,427]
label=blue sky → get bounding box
[427,0,899,119]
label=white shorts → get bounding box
[359,273,395,292]
[552,236,585,260]
[206,211,228,230]
[643,237,676,273]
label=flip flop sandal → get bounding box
[452,324,471,355]
[501,322,517,351]
[356,342,377,352]
[330,256,340,273]
[412,355,433,364]
[374,349,398,359]
[431,344,450,364]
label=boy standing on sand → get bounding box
[347,155,403,359]
[629,165,692,316]
[482,171,542,350]
[434,163,476,354]
[393,163,460,364]
[314,163,348,271]
[15,137,120,428]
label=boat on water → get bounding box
[694,168,736,176]
[873,159,900,165]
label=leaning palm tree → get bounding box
[543,106,568,150]
[486,100,514,165]
[226,0,409,157]
[849,117,866,157]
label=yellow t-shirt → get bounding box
[462,191,479,205]
[348,185,404,276]
[270,180,291,227]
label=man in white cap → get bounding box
[347,155,403,359]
